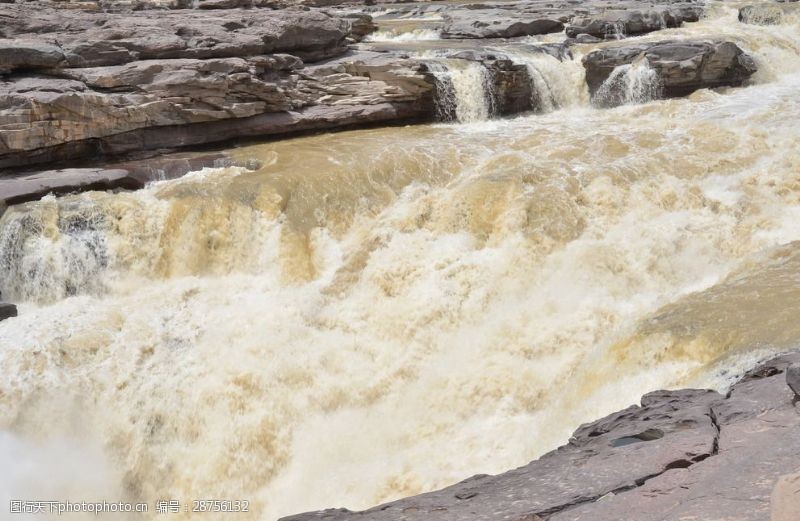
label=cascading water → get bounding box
[3,4,800,521]
[593,56,663,107]
[425,62,458,121]
[500,49,588,111]
[365,28,442,42]
[427,60,495,123]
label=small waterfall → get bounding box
[593,57,662,107]
[0,199,110,302]
[503,50,588,112]
[427,62,458,121]
[427,60,495,123]
[365,28,442,42]
[449,62,495,122]
[606,20,626,40]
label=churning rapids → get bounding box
[2,3,800,520]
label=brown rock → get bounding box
[281,352,800,521]
[0,152,245,208]
[583,40,757,105]
[442,10,563,39]
[566,6,701,39]
[0,3,436,169]
[771,471,800,521]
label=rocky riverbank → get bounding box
[283,352,800,521]
[0,0,766,205]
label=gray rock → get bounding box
[0,302,16,321]
[574,33,603,44]
[566,6,701,39]
[281,388,723,521]
[787,365,800,397]
[0,4,439,169]
[282,352,800,521]
[442,10,563,39]
[342,13,378,42]
[0,0,720,171]
[0,40,66,74]
[739,4,786,25]
[583,40,757,105]
[0,152,245,209]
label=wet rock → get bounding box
[0,152,244,209]
[583,40,757,104]
[739,4,786,25]
[343,13,378,42]
[0,0,714,169]
[282,388,723,521]
[787,365,800,397]
[574,33,603,44]
[282,352,800,521]
[0,302,17,321]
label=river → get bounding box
[1,2,799,519]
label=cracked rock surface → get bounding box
[282,352,800,521]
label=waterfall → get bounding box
[365,28,442,42]
[0,198,111,302]
[4,72,800,519]
[593,57,662,107]
[606,20,626,40]
[501,49,588,112]
[427,60,495,123]
[426,62,458,121]
[5,6,800,521]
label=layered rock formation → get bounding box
[0,0,761,204]
[283,352,800,521]
[0,3,441,169]
[583,40,757,105]
[565,5,702,39]
[0,151,253,208]
[442,10,565,39]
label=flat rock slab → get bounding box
[0,3,441,168]
[282,352,800,521]
[551,353,800,521]
[0,152,238,209]
[583,40,757,105]
[442,10,564,39]
[0,4,352,68]
[566,6,702,39]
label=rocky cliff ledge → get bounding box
[0,3,435,169]
[283,352,800,521]
[0,0,762,206]
[0,0,754,174]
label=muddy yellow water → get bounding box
[1,3,800,520]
